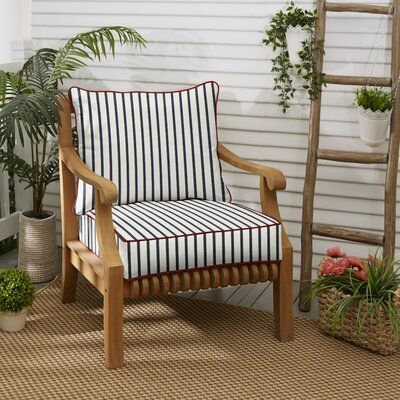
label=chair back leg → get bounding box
[59,100,79,303]
[273,244,294,342]
[60,156,78,303]
[61,246,78,303]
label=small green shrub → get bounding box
[0,269,35,313]
[354,86,394,112]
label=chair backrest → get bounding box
[69,81,229,215]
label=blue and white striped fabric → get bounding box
[69,82,229,215]
[78,199,282,279]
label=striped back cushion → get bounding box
[69,82,229,215]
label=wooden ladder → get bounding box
[299,0,400,311]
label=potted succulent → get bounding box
[354,87,394,147]
[311,247,400,355]
[0,268,35,332]
[0,26,146,282]
[263,1,325,112]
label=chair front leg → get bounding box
[104,264,124,368]
[273,244,294,341]
[95,191,125,369]
[260,176,294,342]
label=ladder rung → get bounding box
[312,224,384,246]
[317,149,388,164]
[325,74,392,87]
[326,3,393,15]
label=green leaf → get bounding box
[47,26,146,88]
[0,149,36,188]
[21,48,58,90]
[0,90,61,147]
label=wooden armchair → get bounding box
[59,82,293,369]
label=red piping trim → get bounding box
[68,80,232,214]
[68,80,220,101]
[76,232,281,282]
[82,203,281,244]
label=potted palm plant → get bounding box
[311,247,400,355]
[263,1,325,112]
[0,26,146,282]
[0,268,35,332]
[354,86,394,147]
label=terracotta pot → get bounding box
[357,106,392,147]
[285,25,310,65]
[18,210,57,283]
[0,308,28,332]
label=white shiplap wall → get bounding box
[31,0,399,279]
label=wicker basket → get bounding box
[18,210,57,283]
[317,257,399,355]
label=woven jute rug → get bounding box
[1,280,399,400]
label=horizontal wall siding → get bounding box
[32,0,399,279]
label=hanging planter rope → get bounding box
[355,5,396,147]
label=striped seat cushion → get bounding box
[69,81,229,215]
[78,199,282,279]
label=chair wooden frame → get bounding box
[58,97,294,369]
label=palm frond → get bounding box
[0,149,36,188]
[42,158,59,186]
[47,26,146,88]
[0,90,61,147]
[42,141,59,185]
[0,71,30,108]
[21,48,58,90]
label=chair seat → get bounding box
[79,199,282,279]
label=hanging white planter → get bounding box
[0,308,28,332]
[285,25,310,65]
[357,106,392,147]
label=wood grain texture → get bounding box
[94,191,124,369]
[300,0,327,312]
[217,143,286,191]
[317,149,388,164]
[325,74,391,86]
[67,240,104,278]
[274,245,294,342]
[384,0,400,260]
[123,264,282,299]
[312,223,384,246]
[325,3,392,14]
[59,98,79,304]
[59,147,118,205]
[268,263,279,282]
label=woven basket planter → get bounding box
[317,257,399,355]
[18,210,57,283]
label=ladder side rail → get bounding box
[299,0,327,311]
[384,0,400,259]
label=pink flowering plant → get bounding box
[311,247,400,340]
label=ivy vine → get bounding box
[263,2,326,112]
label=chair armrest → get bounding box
[59,147,118,205]
[217,143,286,191]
